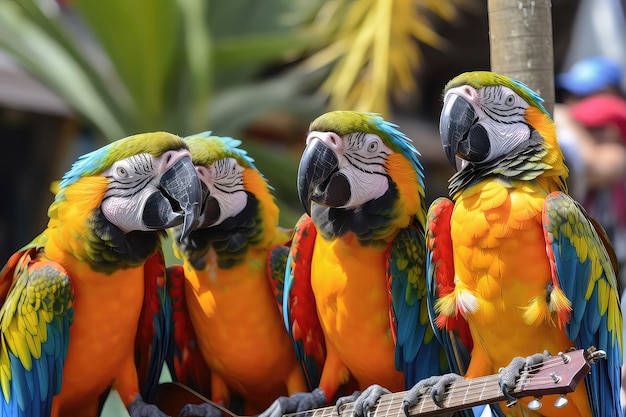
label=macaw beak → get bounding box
[144,156,202,240]
[297,138,349,216]
[439,93,490,168]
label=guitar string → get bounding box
[282,355,583,417]
[284,376,571,417]
[283,375,568,417]
[301,376,573,417]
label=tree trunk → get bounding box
[488,0,555,115]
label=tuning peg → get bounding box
[558,352,571,363]
[554,395,568,408]
[527,397,542,410]
[550,373,561,383]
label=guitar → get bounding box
[154,347,605,417]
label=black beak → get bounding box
[439,94,489,167]
[297,139,349,216]
[144,156,202,240]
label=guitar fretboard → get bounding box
[285,374,507,417]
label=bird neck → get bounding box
[178,192,274,270]
[45,202,160,274]
[449,128,568,199]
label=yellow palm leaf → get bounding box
[303,0,465,116]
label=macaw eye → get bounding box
[367,140,379,153]
[505,94,515,106]
[116,166,129,178]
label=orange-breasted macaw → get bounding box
[164,133,309,417]
[401,71,623,417]
[0,132,202,417]
[260,111,457,417]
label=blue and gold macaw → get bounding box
[411,71,623,417]
[0,132,202,417]
[164,133,309,417]
[261,111,454,417]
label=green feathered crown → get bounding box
[444,71,550,117]
[59,131,187,190]
[308,111,424,189]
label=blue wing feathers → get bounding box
[388,224,448,388]
[0,254,74,417]
[544,192,623,417]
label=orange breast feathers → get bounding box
[182,254,307,411]
[50,261,146,412]
[310,236,402,391]
[437,180,563,340]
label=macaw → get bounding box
[409,71,623,417]
[0,132,202,417]
[261,111,454,417]
[164,133,309,417]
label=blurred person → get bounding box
[554,56,625,201]
[557,56,624,101]
[568,94,626,414]
[570,94,626,274]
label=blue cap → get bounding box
[556,56,622,96]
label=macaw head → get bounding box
[298,111,425,242]
[176,131,279,269]
[54,131,202,238]
[47,132,203,271]
[439,71,568,192]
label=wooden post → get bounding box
[488,0,555,115]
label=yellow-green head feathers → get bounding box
[184,131,258,172]
[309,111,424,189]
[59,132,187,190]
[444,71,550,117]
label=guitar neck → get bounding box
[158,349,597,417]
[287,375,504,417]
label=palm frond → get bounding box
[302,0,466,116]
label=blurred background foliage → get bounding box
[0,0,471,251]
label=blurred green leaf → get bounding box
[0,0,321,138]
[0,0,127,138]
[213,33,312,69]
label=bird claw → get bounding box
[257,388,327,417]
[498,350,550,407]
[337,385,391,417]
[402,374,463,417]
[128,394,171,417]
[178,402,222,417]
[335,390,361,416]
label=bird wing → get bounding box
[425,197,473,376]
[162,264,212,396]
[543,191,622,417]
[387,217,447,388]
[267,235,292,315]
[283,214,325,390]
[135,248,171,401]
[0,247,74,417]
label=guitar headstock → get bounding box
[513,347,605,398]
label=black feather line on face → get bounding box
[312,176,399,244]
[175,192,263,270]
[448,129,547,197]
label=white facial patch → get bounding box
[100,153,161,233]
[339,133,392,209]
[479,85,532,162]
[203,157,247,226]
